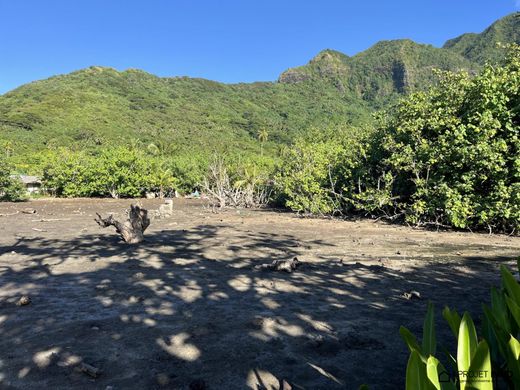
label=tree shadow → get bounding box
[0,224,515,389]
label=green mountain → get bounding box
[0,66,371,162]
[443,12,520,64]
[280,39,475,106]
[0,13,517,167]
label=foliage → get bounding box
[401,303,492,389]
[444,13,519,65]
[400,258,520,389]
[5,13,515,167]
[277,44,520,233]
[202,155,274,208]
[0,156,26,201]
[369,43,520,232]
[275,126,366,214]
[42,147,180,198]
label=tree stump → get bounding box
[95,204,150,244]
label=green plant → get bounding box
[401,257,520,389]
[401,303,492,389]
[0,156,26,201]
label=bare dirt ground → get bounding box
[0,198,519,389]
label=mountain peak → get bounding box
[443,12,519,64]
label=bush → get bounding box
[42,147,179,198]
[276,126,365,215]
[0,157,26,201]
[373,45,520,232]
[202,155,274,208]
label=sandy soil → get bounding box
[0,198,519,389]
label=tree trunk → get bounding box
[95,204,150,244]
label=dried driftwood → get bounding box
[95,204,150,244]
[254,257,302,273]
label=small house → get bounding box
[14,175,42,194]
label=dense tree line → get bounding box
[278,44,520,233]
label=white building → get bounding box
[13,175,42,194]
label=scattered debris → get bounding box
[21,208,37,214]
[78,362,102,378]
[17,296,31,306]
[0,211,19,217]
[153,199,173,219]
[254,257,302,273]
[402,290,422,300]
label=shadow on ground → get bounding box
[0,224,514,389]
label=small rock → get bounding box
[17,296,31,306]
[21,208,37,214]
[78,362,101,378]
[402,290,421,300]
[91,326,100,331]
[105,386,114,390]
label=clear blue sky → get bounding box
[0,0,517,94]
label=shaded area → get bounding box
[0,219,515,389]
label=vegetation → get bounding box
[202,155,274,208]
[42,147,185,198]
[444,13,520,65]
[4,13,517,166]
[277,43,520,233]
[0,14,518,236]
[0,156,26,201]
[400,260,520,389]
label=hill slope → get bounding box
[0,13,517,166]
[280,39,475,106]
[443,12,520,64]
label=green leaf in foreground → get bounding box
[457,312,478,388]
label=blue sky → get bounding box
[0,1,517,94]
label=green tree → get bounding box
[257,128,269,156]
[0,156,26,201]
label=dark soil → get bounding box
[0,198,518,389]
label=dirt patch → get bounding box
[0,198,519,389]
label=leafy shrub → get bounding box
[276,126,365,215]
[42,147,179,198]
[372,45,520,232]
[0,157,26,201]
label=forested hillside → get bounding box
[1,13,517,169]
